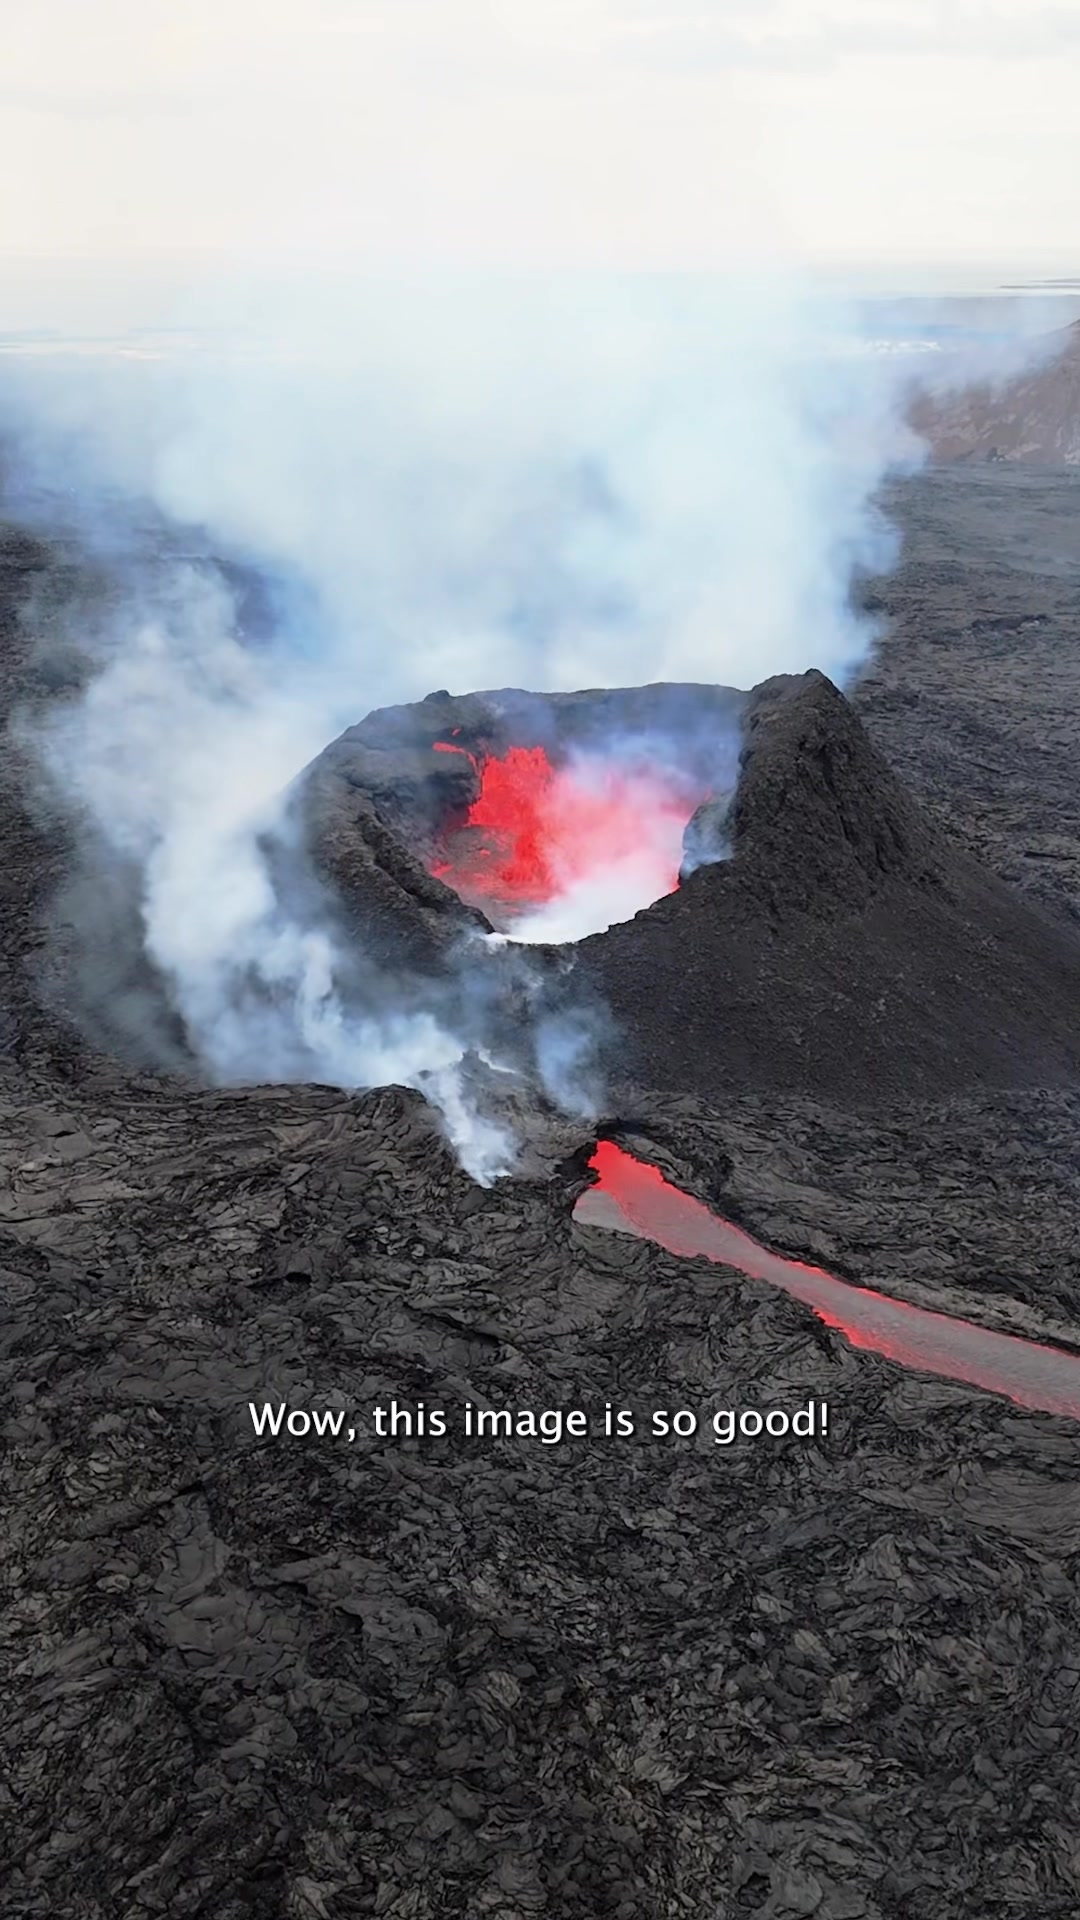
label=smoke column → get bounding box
[2,269,919,1171]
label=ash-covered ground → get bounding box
[5,468,1080,1919]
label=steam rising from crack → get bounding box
[3,271,923,1175]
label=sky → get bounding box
[1,0,1078,276]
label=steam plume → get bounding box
[3,269,924,1170]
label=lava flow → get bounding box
[431,740,707,941]
[578,1142,1080,1422]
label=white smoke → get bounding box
[510,861,675,946]
[3,271,912,697]
[17,557,516,1178]
[3,267,920,1173]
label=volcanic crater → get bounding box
[301,664,1080,1112]
[300,680,743,946]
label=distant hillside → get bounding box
[912,319,1080,464]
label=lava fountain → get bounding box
[430,739,710,942]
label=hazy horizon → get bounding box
[3,2,1079,277]
[2,256,1079,348]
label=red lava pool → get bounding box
[576,1140,1080,1422]
[430,738,705,925]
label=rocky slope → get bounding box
[913,319,1080,463]
[582,668,1080,1107]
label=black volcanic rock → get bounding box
[730,669,940,911]
[12,499,1080,1920]
[582,669,1080,1106]
[338,680,745,763]
[296,743,492,976]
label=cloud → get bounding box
[1,0,1078,266]
[4,265,913,1176]
[560,0,1080,66]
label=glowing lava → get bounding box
[431,741,706,940]
[578,1142,1080,1422]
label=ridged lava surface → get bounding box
[7,475,1080,1919]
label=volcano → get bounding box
[300,666,1080,1111]
[10,479,1080,1920]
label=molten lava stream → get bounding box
[578,1142,1080,1422]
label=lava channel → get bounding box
[577,1141,1080,1422]
[431,741,707,942]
